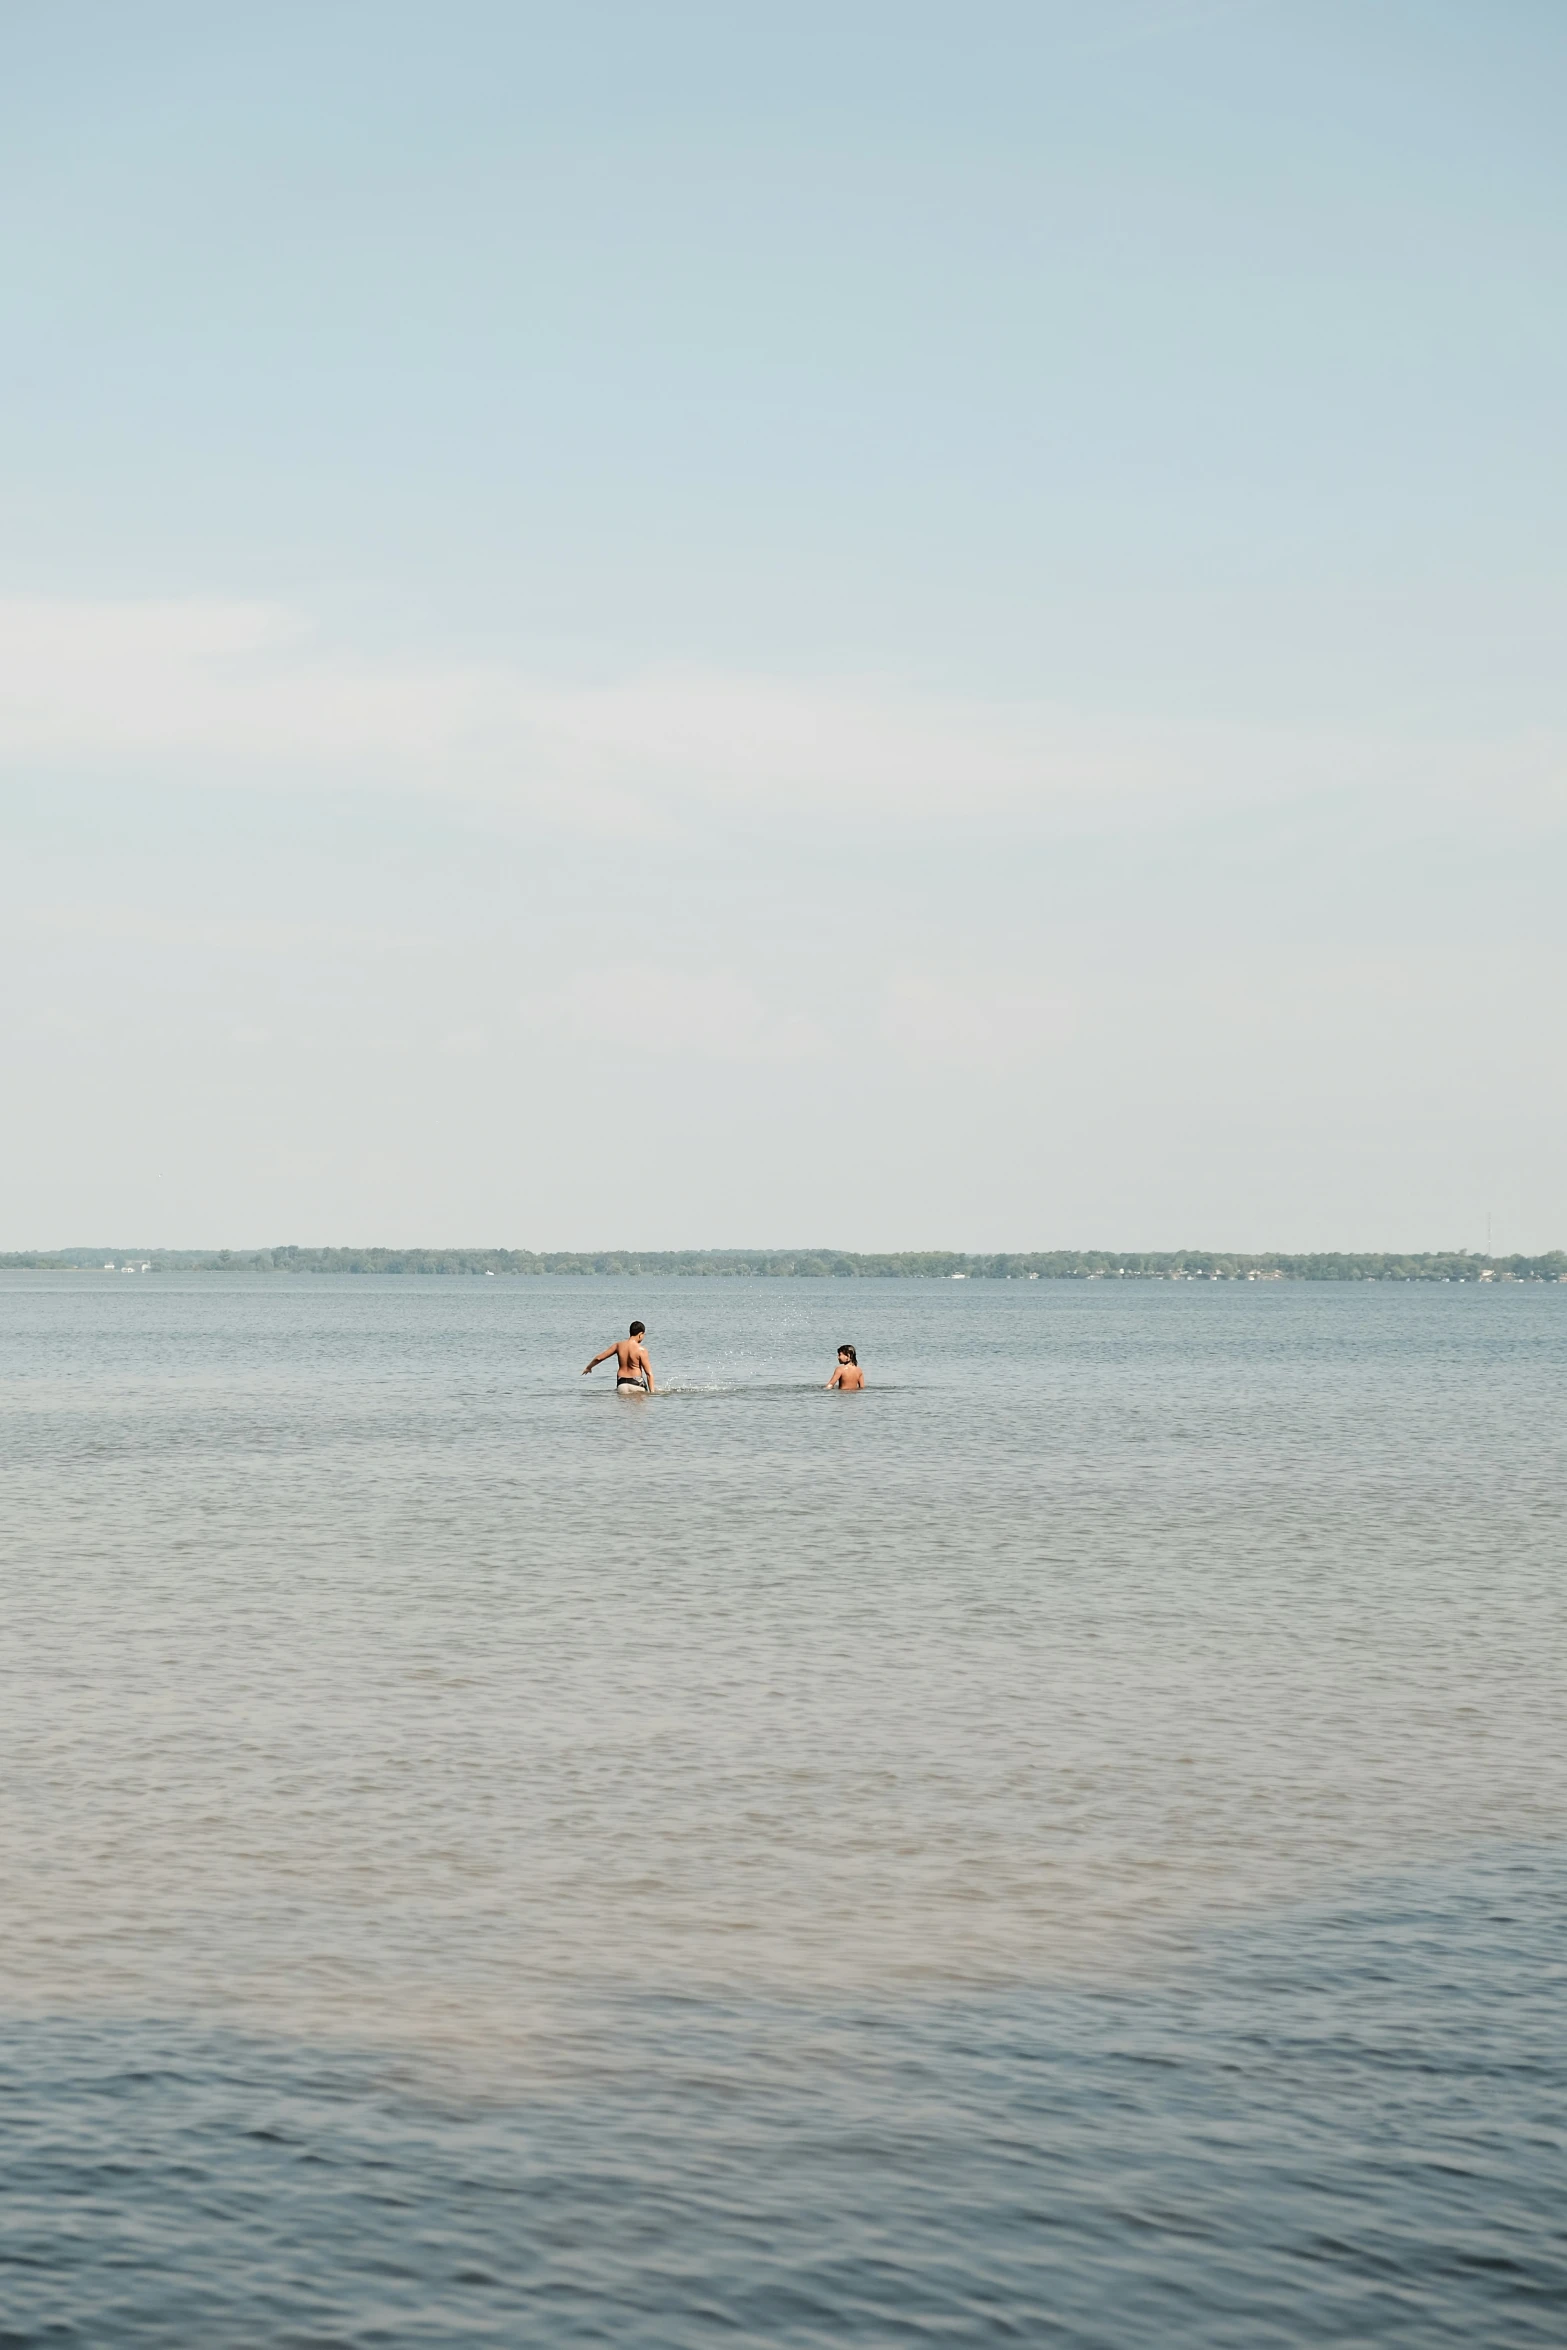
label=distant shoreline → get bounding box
[4,1247,1563,1283]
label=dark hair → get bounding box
[629,1321,645,1337]
[838,1344,857,1364]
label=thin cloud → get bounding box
[17,900,438,956]
[2,597,1560,840]
[518,965,824,1063]
[882,975,1077,1069]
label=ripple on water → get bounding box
[2,1851,1564,2346]
[3,1274,1566,2338]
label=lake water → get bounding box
[2,1272,1564,2342]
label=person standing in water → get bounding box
[826,1344,864,1390]
[583,1321,656,1394]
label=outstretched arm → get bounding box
[582,1347,615,1375]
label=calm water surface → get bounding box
[2,1273,1564,2341]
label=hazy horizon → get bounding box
[4,3,1563,1253]
[10,1241,1559,1268]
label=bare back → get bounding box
[583,1331,655,1391]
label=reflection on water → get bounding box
[2,1273,1565,2338]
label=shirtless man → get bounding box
[583,1320,655,1395]
[826,1344,864,1390]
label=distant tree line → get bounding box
[5,1246,1564,1281]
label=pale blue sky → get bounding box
[3,2,1563,1249]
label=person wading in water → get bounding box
[583,1322,656,1395]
